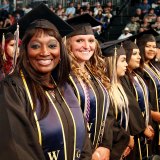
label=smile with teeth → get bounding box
[37,59,52,65]
[81,51,90,54]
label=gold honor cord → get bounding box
[133,74,150,158]
[144,66,159,112]
[45,91,67,160]
[20,70,42,145]
[69,75,81,106]
[54,87,77,160]
[136,73,150,124]
[146,143,149,159]
[138,138,143,160]
[144,65,160,145]
[132,82,143,160]
[93,78,106,148]
[150,63,160,79]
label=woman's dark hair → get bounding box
[16,27,70,119]
[123,40,139,64]
[137,34,156,66]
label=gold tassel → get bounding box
[134,38,137,44]
[2,33,7,61]
[112,46,117,83]
[63,36,66,45]
[13,23,19,70]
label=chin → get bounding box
[121,73,125,77]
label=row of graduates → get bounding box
[0,3,160,160]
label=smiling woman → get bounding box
[0,31,21,80]
[27,29,60,75]
[0,3,93,160]
[136,33,160,156]
[122,40,154,160]
[66,13,118,160]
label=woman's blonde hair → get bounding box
[105,49,129,130]
[66,37,110,89]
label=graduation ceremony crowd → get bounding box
[0,2,160,160]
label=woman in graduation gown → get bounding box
[101,42,134,160]
[136,33,160,155]
[65,13,112,160]
[0,4,92,160]
[0,31,21,81]
[122,40,155,160]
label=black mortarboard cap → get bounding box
[123,40,139,63]
[101,38,126,57]
[129,29,159,42]
[156,42,160,48]
[7,3,74,38]
[156,35,160,43]
[0,28,7,41]
[66,13,102,37]
[0,28,14,43]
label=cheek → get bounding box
[145,48,148,53]
[116,67,122,77]
[6,46,14,57]
[117,61,121,69]
[71,43,81,52]
[28,49,35,58]
[54,50,61,60]
[91,44,96,51]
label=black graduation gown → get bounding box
[69,74,130,160]
[108,103,130,160]
[69,73,110,149]
[121,75,146,135]
[137,66,160,155]
[0,72,92,160]
[121,75,153,160]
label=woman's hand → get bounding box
[121,146,131,159]
[144,125,154,140]
[120,136,134,158]
[92,147,110,160]
[128,136,134,149]
[151,111,160,123]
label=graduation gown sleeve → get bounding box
[0,74,46,160]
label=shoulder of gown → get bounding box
[0,72,46,160]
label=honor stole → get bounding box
[20,70,85,160]
[69,74,110,149]
[144,63,160,110]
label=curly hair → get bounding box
[66,38,110,89]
